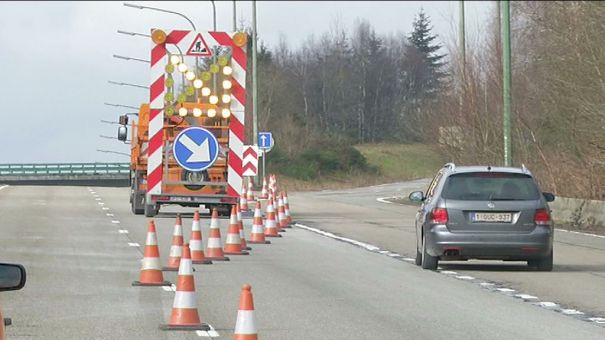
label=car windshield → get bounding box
[441,172,540,201]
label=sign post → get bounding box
[257,132,274,182]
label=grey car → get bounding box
[409,163,555,271]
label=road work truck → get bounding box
[117,29,249,217]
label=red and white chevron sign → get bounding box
[242,145,258,176]
[147,30,247,198]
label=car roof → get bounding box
[443,165,533,176]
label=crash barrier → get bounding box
[0,163,130,176]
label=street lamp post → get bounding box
[108,80,149,90]
[123,3,196,30]
[501,1,512,167]
[210,1,217,31]
[113,54,149,64]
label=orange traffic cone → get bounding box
[190,210,212,265]
[278,194,291,229]
[205,208,230,261]
[163,214,184,271]
[259,177,268,199]
[264,198,281,238]
[240,188,249,212]
[224,206,249,255]
[283,191,293,224]
[237,205,252,250]
[248,201,270,244]
[246,180,255,202]
[132,220,172,286]
[233,284,258,340]
[160,244,210,331]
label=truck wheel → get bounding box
[131,174,145,215]
[144,204,156,217]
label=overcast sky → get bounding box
[0,1,493,163]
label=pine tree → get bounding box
[408,8,446,95]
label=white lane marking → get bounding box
[515,294,538,300]
[90,191,96,194]
[196,324,220,337]
[294,224,381,252]
[111,220,120,224]
[555,228,605,239]
[102,207,110,210]
[128,242,140,247]
[403,257,415,262]
[376,197,394,204]
[95,197,101,201]
[106,213,114,217]
[98,202,105,205]
[162,286,175,292]
[456,275,475,280]
[538,301,558,308]
[294,221,604,327]
[439,271,458,275]
[497,288,516,293]
[118,229,129,234]
[0,185,8,191]
[387,253,402,257]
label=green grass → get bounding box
[355,143,445,181]
[276,143,446,192]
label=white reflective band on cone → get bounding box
[191,221,201,231]
[141,257,161,270]
[173,291,198,308]
[226,234,241,244]
[169,246,183,257]
[235,310,257,334]
[251,225,263,233]
[178,259,193,275]
[173,225,183,236]
[189,239,203,249]
[207,238,222,248]
[146,233,158,245]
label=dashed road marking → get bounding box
[0,185,8,191]
[118,229,129,234]
[112,220,120,224]
[106,213,114,217]
[98,202,105,205]
[294,221,605,328]
[128,242,140,247]
[102,207,109,210]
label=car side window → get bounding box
[425,171,444,201]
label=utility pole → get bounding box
[459,0,465,80]
[501,1,512,167]
[252,0,259,184]
[233,1,237,31]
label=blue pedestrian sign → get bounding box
[258,132,273,150]
[173,127,220,172]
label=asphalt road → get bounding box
[1,184,604,339]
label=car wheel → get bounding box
[415,246,422,266]
[144,204,156,217]
[528,250,553,271]
[421,234,438,270]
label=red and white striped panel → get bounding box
[147,30,246,198]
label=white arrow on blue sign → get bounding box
[173,127,220,172]
[258,132,273,150]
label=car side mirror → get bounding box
[117,125,128,142]
[0,263,26,291]
[409,191,425,202]
[543,192,555,202]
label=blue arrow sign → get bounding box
[173,127,220,172]
[258,132,273,150]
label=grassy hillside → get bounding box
[277,143,445,191]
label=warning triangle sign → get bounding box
[186,33,213,57]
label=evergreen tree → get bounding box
[407,8,446,95]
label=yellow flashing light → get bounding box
[233,32,248,47]
[207,108,217,118]
[151,29,167,44]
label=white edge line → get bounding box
[294,222,605,327]
[0,185,8,191]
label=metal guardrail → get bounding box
[0,163,130,176]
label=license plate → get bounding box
[472,212,512,223]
